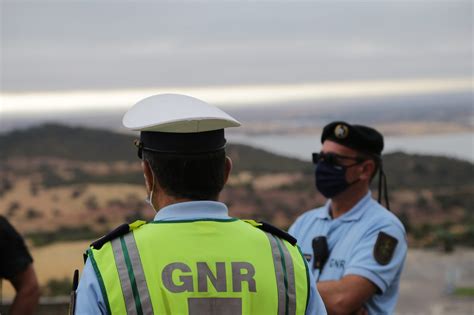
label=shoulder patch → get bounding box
[90,223,130,250]
[374,231,398,265]
[244,220,297,246]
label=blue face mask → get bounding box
[315,160,360,198]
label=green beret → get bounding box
[321,121,384,156]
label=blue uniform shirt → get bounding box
[76,201,327,314]
[289,192,407,315]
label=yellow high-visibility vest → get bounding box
[87,218,310,315]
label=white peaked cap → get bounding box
[122,93,241,133]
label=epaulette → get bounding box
[83,223,132,263]
[244,220,297,246]
[90,220,147,250]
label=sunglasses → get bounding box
[312,152,366,166]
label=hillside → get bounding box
[0,123,311,174]
[1,124,471,189]
[0,124,472,249]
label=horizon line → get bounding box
[1,77,472,116]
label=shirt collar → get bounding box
[316,192,372,222]
[153,201,230,221]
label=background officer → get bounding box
[75,94,327,314]
[0,215,40,315]
[289,121,407,315]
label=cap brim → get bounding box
[122,93,241,133]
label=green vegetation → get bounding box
[435,190,473,212]
[0,124,138,162]
[40,165,143,188]
[1,124,472,189]
[382,152,473,190]
[42,277,72,296]
[409,221,474,251]
[454,287,474,297]
[1,124,473,249]
[26,226,103,247]
[26,208,43,219]
[227,144,311,174]
[0,124,311,174]
[0,178,14,197]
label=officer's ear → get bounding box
[360,159,375,181]
[142,160,154,193]
[223,156,233,185]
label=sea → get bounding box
[228,132,474,162]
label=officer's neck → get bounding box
[156,193,219,211]
[329,185,369,219]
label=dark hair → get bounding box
[143,149,227,200]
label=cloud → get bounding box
[1,1,472,91]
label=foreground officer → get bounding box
[75,94,326,314]
[0,216,40,315]
[289,122,407,315]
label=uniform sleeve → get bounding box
[0,216,33,280]
[306,268,327,315]
[343,223,407,294]
[288,212,306,240]
[75,258,108,315]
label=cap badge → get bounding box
[334,124,349,139]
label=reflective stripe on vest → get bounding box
[88,219,310,315]
[265,232,297,315]
[110,234,153,315]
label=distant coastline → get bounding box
[228,131,474,162]
[228,121,473,137]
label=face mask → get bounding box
[145,171,157,212]
[315,160,360,198]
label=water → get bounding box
[228,132,474,162]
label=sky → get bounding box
[0,0,473,115]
